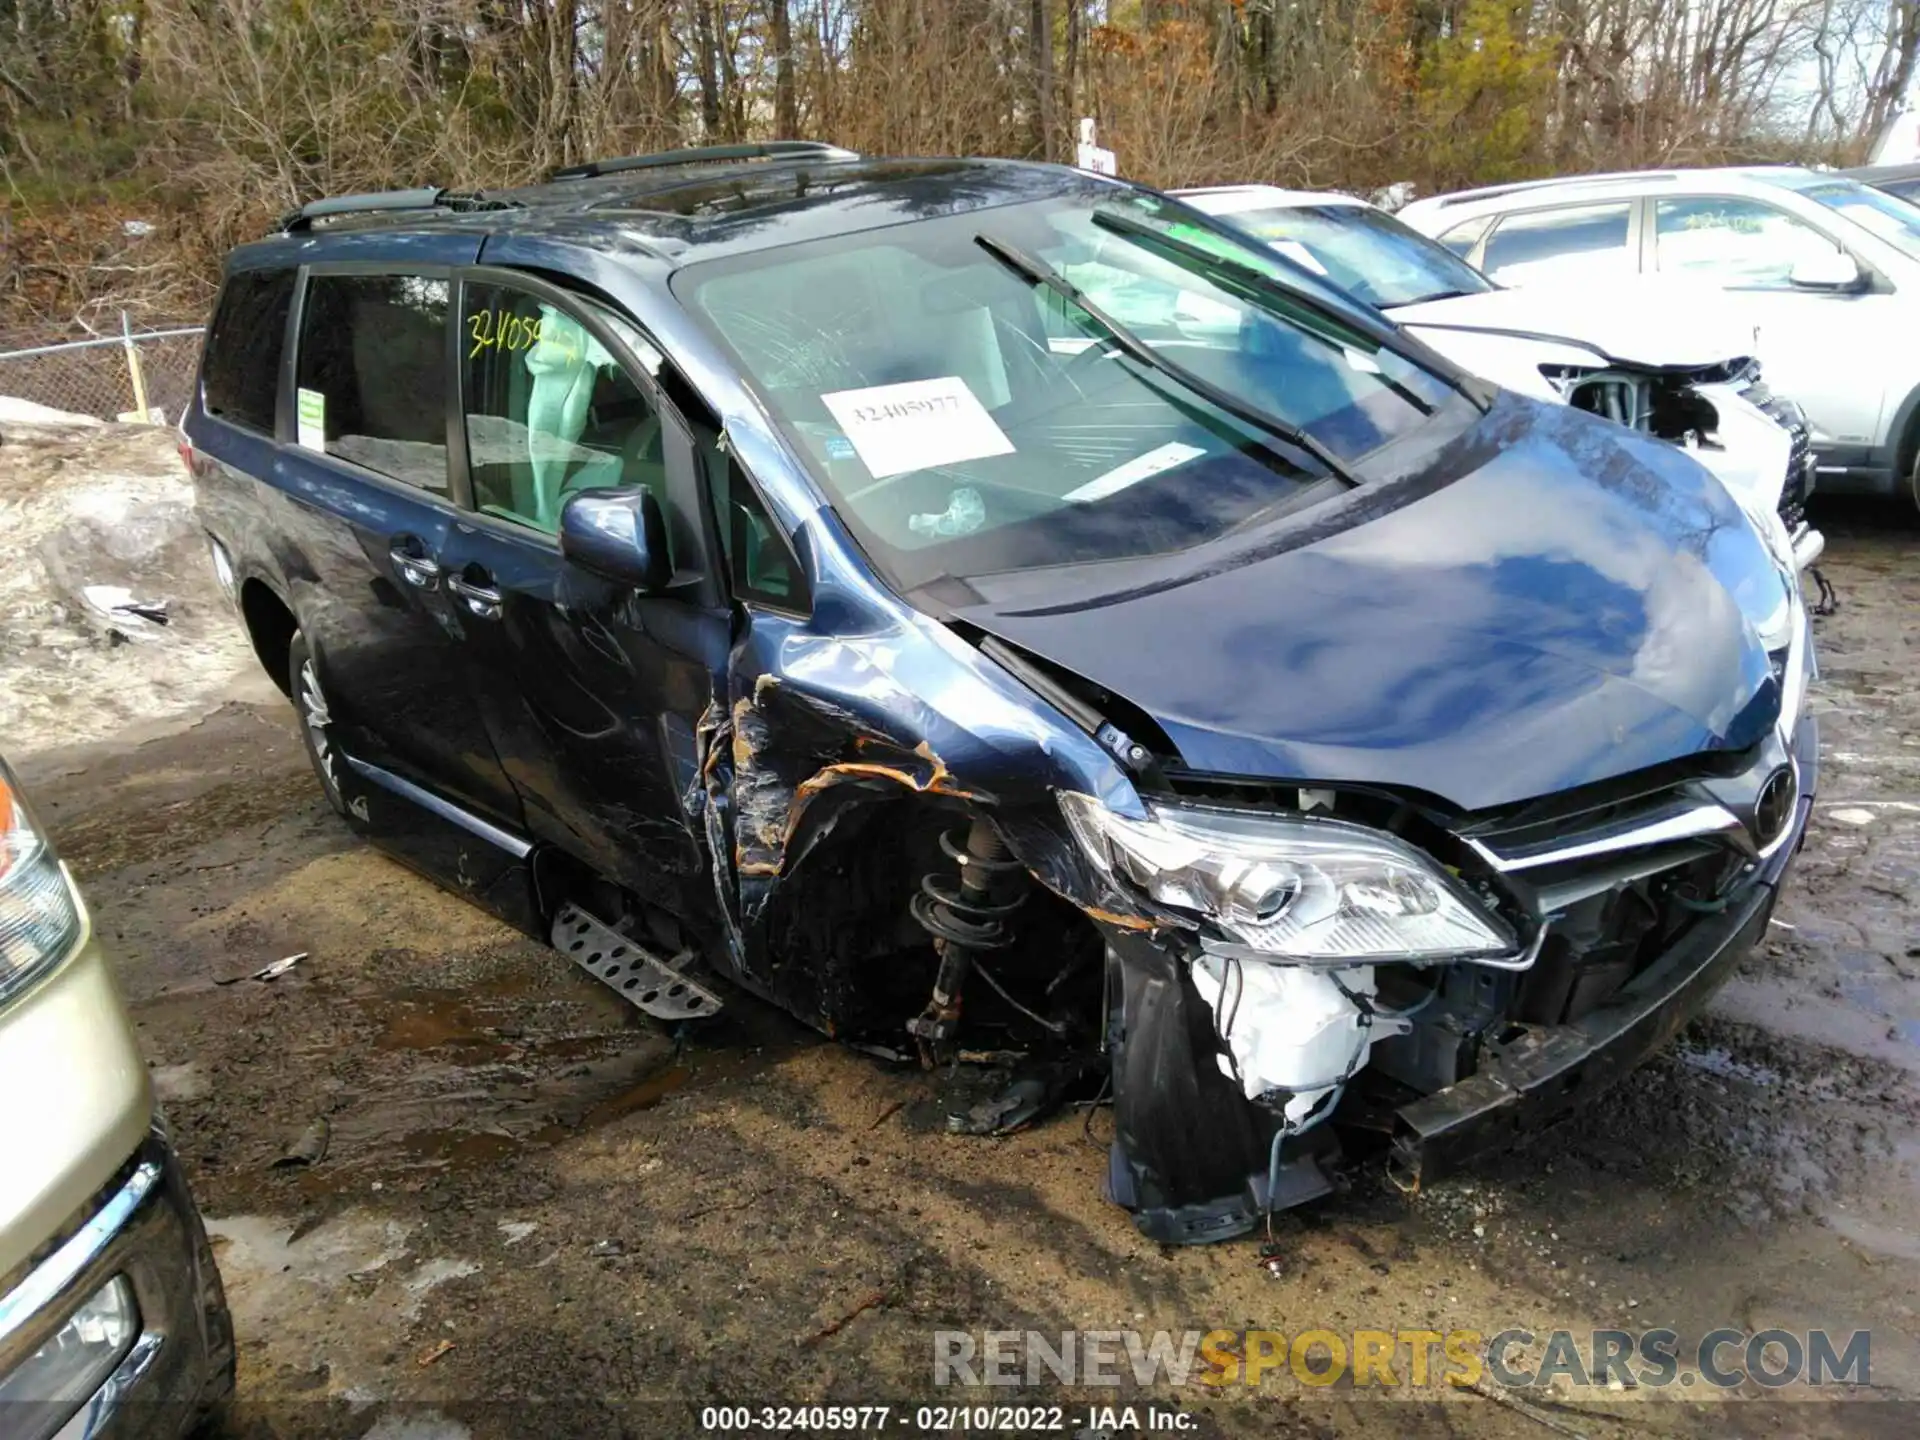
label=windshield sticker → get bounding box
[296,387,326,452]
[1064,441,1206,502]
[824,434,857,461]
[820,376,1014,479]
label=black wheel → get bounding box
[288,631,350,819]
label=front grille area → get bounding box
[1456,764,1766,1024]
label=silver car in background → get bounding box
[1397,166,1920,509]
[1177,184,1825,584]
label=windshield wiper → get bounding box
[1089,208,1441,416]
[973,233,1358,486]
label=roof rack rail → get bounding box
[278,187,522,233]
[548,140,859,182]
[1433,170,1680,208]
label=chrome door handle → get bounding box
[446,573,504,621]
[389,545,441,590]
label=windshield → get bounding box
[1214,203,1495,308]
[1799,180,1920,262]
[675,192,1458,590]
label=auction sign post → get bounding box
[1076,117,1117,176]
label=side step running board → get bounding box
[551,903,724,1020]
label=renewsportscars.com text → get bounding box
[933,1327,1871,1391]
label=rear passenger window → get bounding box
[295,273,449,493]
[202,268,295,433]
[1480,202,1635,285]
[460,282,663,534]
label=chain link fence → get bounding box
[0,320,206,425]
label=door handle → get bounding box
[447,572,505,621]
[389,539,441,591]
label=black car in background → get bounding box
[1843,161,1920,205]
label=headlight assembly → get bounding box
[1059,793,1514,964]
[0,757,84,1004]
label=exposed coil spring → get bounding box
[909,824,1026,950]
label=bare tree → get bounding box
[1029,0,1055,158]
[771,0,798,137]
[4,0,1915,327]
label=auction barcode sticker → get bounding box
[820,376,1014,480]
[296,388,326,452]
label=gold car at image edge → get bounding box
[0,754,234,1439]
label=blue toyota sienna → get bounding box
[184,143,1816,1243]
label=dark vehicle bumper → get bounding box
[0,1130,235,1440]
[1391,719,1816,1190]
[1389,843,1777,1191]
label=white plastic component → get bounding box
[1190,957,1405,1126]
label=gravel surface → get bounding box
[13,499,1919,1440]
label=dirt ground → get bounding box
[13,499,1920,1440]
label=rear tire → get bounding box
[288,632,348,819]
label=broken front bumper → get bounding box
[1104,720,1817,1245]
[1393,714,1816,1191]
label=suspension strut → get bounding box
[905,815,1025,1064]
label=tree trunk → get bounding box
[1029,0,1054,159]
[716,3,746,140]
[1860,0,1919,156]
[694,0,722,139]
[1064,0,1080,124]
[771,0,797,138]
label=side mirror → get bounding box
[559,487,671,592]
[1787,250,1863,291]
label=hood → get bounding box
[1388,283,1755,371]
[955,396,1788,814]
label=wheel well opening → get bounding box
[762,794,1106,1048]
[239,580,297,697]
[1900,401,1920,487]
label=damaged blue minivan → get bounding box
[186,143,1816,1243]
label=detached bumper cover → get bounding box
[0,1131,234,1440]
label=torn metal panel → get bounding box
[673,516,1146,1032]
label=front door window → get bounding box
[1653,197,1841,287]
[460,282,666,534]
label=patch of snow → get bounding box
[399,1257,481,1321]
[359,1411,472,1440]
[0,395,104,426]
[0,425,258,756]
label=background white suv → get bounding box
[1175,184,1824,578]
[1397,167,1920,506]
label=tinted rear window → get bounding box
[295,273,450,493]
[202,268,295,433]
